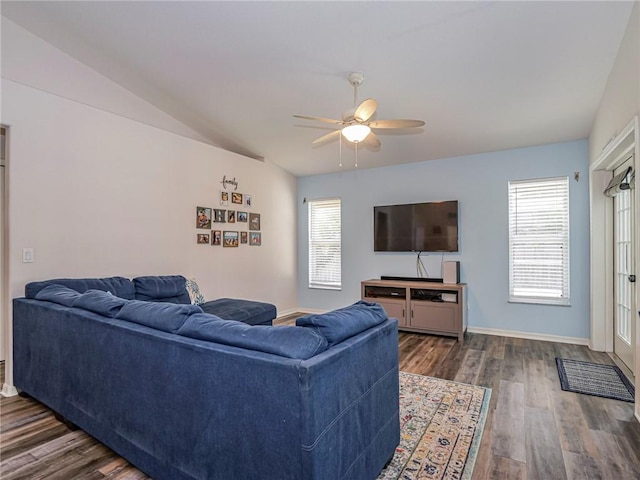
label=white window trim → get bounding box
[308,198,342,290]
[508,176,570,306]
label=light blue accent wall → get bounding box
[297,140,590,339]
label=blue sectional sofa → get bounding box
[13,276,400,480]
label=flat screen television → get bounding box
[374,200,459,252]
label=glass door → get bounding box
[613,159,636,374]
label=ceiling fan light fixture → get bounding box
[342,124,371,143]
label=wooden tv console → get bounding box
[361,279,467,341]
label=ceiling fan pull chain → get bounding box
[339,133,342,167]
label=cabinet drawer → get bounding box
[410,302,457,332]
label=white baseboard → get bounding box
[466,326,590,346]
[282,311,590,347]
[1,383,18,397]
[275,308,298,318]
[277,307,325,318]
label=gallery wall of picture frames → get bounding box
[195,188,261,247]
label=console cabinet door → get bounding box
[373,299,407,327]
[410,301,457,333]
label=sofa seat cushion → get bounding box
[72,289,128,318]
[133,275,191,304]
[177,313,327,359]
[25,276,135,300]
[296,301,388,347]
[34,284,82,307]
[200,298,276,326]
[116,300,203,333]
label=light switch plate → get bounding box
[22,248,34,263]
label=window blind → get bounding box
[508,177,570,305]
[308,198,341,289]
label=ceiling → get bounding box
[1,1,634,177]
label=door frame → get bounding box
[0,125,15,397]
[589,116,639,419]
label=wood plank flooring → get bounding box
[2,321,639,479]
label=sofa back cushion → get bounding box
[296,301,388,347]
[116,300,202,333]
[133,275,191,304]
[25,277,135,300]
[71,289,128,318]
[34,284,82,307]
[178,313,328,360]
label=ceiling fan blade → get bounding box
[369,119,425,129]
[354,98,378,122]
[293,114,343,125]
[364,131,381,149]
[312,129,341,145]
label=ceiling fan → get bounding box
[293,72,425,149]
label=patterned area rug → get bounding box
[378,372,491,480]
[556,357,635,403]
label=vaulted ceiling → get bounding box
[2,1,634,176]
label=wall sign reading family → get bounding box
[195,192,261,247]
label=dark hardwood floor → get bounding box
[2,319,639,479]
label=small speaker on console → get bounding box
[443,261,460,284]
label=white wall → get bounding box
[3,79,297,305]
[0,21,298,388]
[298,140,590,341]
[588,2,639,419]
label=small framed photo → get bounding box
[237,211,248,222]
[232,192,243,205]
[197,233,210,244]
[249,212,261,231]
[214,209,226,223]
[249,232,261,246]
[223,231,239,247]
[196,207,212,229]
[240,231,248,244]
[220,191,229,206]
[211,230,221,246]
[244,194,252,208]
[228,210,236,223]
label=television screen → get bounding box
[374,200,458,252]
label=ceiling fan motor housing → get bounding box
[342,107,356,122]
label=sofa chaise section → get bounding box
[133,275,277,325]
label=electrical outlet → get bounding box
[22,248,34,263]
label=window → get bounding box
[508,177,569,305]
[308,198,341,290]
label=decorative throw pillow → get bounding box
[185,278,205,305]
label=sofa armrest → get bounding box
[298,318,400,479]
